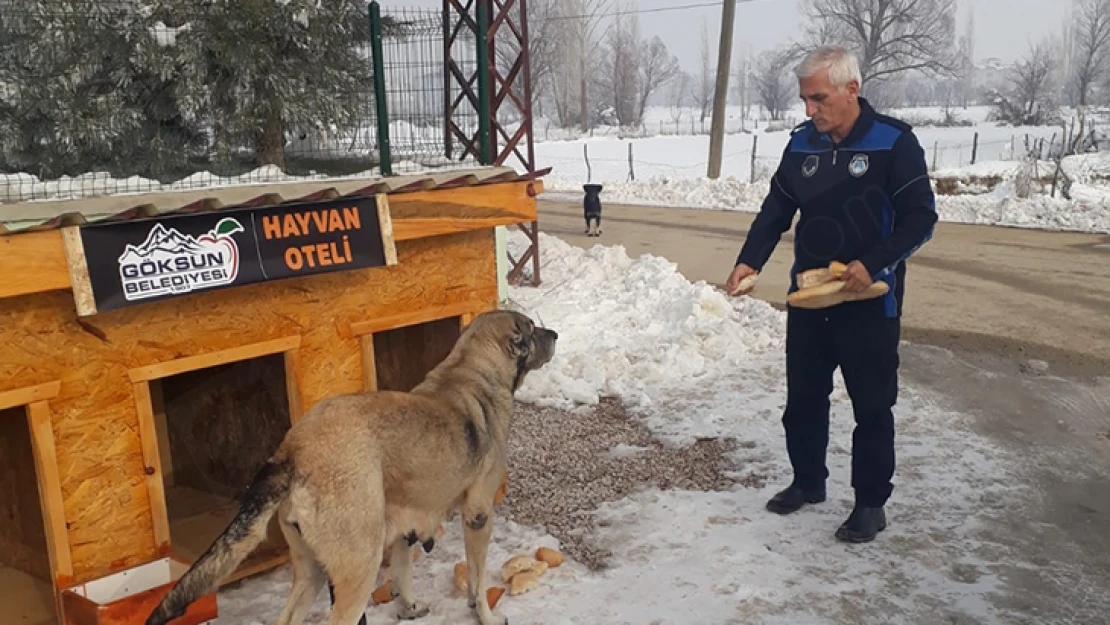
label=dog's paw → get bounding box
[398,600,430,620]
[477,611,508,625]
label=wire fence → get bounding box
[545,130,1103,191]
[0,1,484,204]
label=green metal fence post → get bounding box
[475,0,493,166]
[369,1,393,176]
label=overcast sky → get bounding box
[405,0,1072,73]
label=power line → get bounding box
[540,0,779,23]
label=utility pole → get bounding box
[707,0,736,179]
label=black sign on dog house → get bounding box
[62,196,398,316]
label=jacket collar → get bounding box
[808,96,876,147]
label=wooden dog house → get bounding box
[0,166,546,625]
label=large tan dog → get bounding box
[145,309,558,625]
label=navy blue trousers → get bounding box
[782,302,901,507]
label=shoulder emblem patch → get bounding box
[802,154,820,178]
[849,153,870,177]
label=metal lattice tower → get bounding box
[444,0,540,286]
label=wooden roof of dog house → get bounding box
[0,165,549,301]
[0,166,550,233]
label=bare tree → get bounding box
[566,0,611,130]
[635,35,680,122]
[494,0,556,119]
[546,0,611,129]
[954,6,976,108]
[988,40,1061,126]
[668,70,692,123]
[733,42,754,128]
[693,20,714,123]
[1070,0,1110,106]
[754,47,795,121]
[800,0,959,86]
[599,8,640,126]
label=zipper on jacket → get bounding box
[833,147,838,165]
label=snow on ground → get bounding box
[537,134,1110,234]
[215,231,1040,624]
[536,123,1061,186]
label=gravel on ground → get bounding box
[502,398,740,571]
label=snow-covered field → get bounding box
[535,132,1110,235]
[536,123,1055,184]
[529,102,1110,235]
[210,231,1048,624]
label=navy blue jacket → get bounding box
[735,98,937,318]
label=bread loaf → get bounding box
[796,267,833,289]
[535,547,564,568]
[494,471,509,505]
[501,555,540,582]
[487,586,506,608]
[788,280,889,309]
[509,568,543,596]
[787,261,886,309]
[454,562,469,592]
[796,261,850,289]
[372,580,395,604]
[728,273,759,296]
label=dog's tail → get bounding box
[145,455,294,625]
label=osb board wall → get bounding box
[0,406,51,580]
[0,228,498,584]
[160,354,291,501]
[373,317,462,393]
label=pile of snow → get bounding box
[931,160,1026,181]
[939,190,1110,233]
[505,232,785,422]
[1061,151,1110,185]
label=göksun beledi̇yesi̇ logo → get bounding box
[117,218,245,301]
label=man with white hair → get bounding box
[725,46,937,543]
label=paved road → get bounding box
[536,198,1110,379]
[535,196,1110,622]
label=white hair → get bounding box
[795,46,862,91]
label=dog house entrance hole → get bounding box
[150,352,292,579]
[373,316,463,392]
[0,405,55,625]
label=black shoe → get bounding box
[835,506,887,543]
[765,484,826,515]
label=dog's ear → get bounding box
[507,314,534,358]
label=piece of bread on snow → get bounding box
[454,562,469,592]
[501,555,540,581]
[494,471,509,505]
[487,586,506,608]
[787,280,889,309]
[728,272,759,296]
[509,566,547,596]
[372,580,394,604]
[535,547,564,568]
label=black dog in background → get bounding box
[583,183,603,237]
